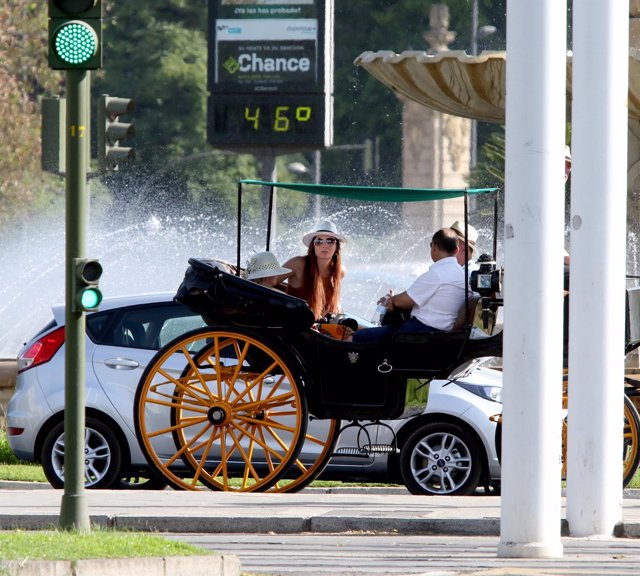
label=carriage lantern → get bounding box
[470,254,502,297]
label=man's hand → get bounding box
[389,291,416,311]
[377,290,393,309]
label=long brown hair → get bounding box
[302,239,343,319]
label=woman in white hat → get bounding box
[245,251,291,289]
[281,220,347,320]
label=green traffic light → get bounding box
[79,287,102,310]
[52,21,97,65]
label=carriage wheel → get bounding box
[270,418,341,493]
[561,377,640,487]
[622,395,640,486]
[134,327,308,492]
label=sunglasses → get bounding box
[313,238,337,246]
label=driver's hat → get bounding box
[450,220,479,258]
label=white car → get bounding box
[6,292,502,495]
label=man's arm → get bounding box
[388,291,416,311]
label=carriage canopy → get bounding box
[239,179,498,202]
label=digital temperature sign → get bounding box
[208,0,333,149]
[209,94,329,147]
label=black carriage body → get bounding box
[175,259,503,420]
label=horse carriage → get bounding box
[132,180,640,492]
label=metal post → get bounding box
[566,0,628,536]
[259,152,278,246]
[313,149,321,219]
[60,69,91,531]
[499,0,566,558]
[236,181,243,274]
[470,0,479,168]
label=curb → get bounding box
[6,513,635,538]
[0,555,241,576]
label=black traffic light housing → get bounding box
[41,97,66,174]
[97,95,136,171]
[48,0,103,70]
[73,258,103,312]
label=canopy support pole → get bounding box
[266,184,275,251]
[236,181,242,275]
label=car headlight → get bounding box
[456,382,502,404]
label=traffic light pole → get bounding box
[60,68,90,531]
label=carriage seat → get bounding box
[451,293,482,332]
[385,294,480,374]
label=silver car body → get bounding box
[7,292,502,487]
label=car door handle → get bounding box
[104,358,140,370]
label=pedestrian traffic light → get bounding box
[97,95,136,171]
[73,258,102,312]
[48,1,103,70]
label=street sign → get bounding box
[207,0,334,149]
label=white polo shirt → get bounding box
[406,256,467,331]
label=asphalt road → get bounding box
[167,532,640,576]
[2,485,640,575]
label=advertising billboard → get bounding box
[208,0,333,148]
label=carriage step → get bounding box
[362,444,397,454]
[331,444,397,458]
[331,447,371,458]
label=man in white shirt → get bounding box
[353,228,467,342]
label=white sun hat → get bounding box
[245,251,291,280]
[565,145,572,162]
[450,220,479,258]
[302,220,347,247]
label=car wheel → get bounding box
[41,417,122,489]
[399,422,483,496]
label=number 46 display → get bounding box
[209,94,330,149]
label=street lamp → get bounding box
[287,156,321,219]
[470,0,497,167]
[287,161,311,177]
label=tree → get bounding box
[327,0,506,186]
[0,0,510,232]
[0,1,66,233]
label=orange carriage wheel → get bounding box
[134,327,308,492]
[561,374,640,487]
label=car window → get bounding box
[158,315,207,348]
[88,302,206,351]
[87,313,110,341]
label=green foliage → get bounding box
[0,529,207,561]
[95,1,209,163]
[0,2,65,233]
[470,129,505,190]
[0,0,510,228]
[0,430,19,465]
[328,0,506,186]
[0,428,45,481]
[0,464,47,482]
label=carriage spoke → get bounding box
[135,328,307,492]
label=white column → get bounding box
[498,0,566,559]
[566,0,628,537]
